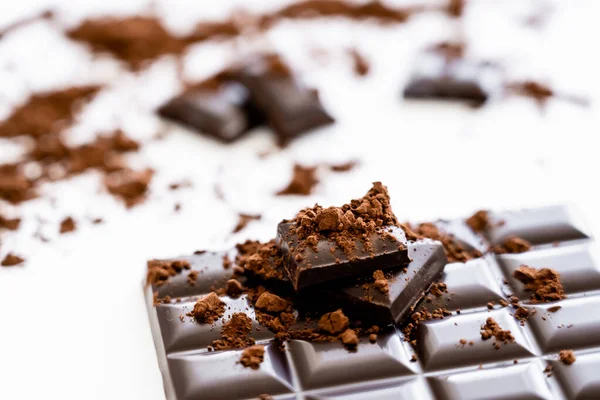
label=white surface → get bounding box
[0,1,599,399]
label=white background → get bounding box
[0,0,598,399]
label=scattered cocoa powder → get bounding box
[446,0,466,17]
[430,282,448,297]
[1,253,25,267]
[146,258,191,286]
[466,210,490,233]
[187,270,199,286]
[341,328,359,348]
[328,160,359,172]
[59,217,77,234]
[255,292,289,313]
[349,48,370,76]
[513,265,566,303]
[507,81,554,106]
[276,164,319,196]
[233,214,261,233]
[240,344,265,369]
[234,240,287,281]
[189,292,226,324]
[369,333,378,343]
[226,279,244,297]
[559,349,576,365]
[480,317,515,349]
[212,313,255,350]
[431,41,466,62]
[409,222,482,262]
[319,309,349,334]
[0,214,21,230]
[402,307,451,344]
[492,236,532,254]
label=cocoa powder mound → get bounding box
[341,328,359,349]
[240,344,265,369]
[372,270,389,294]
[447,0,466,17]
[559,349,576,365]
[226,279,244,297]
[492,236,532,254]
[513,265,566,303]
[466,210,490,233]
[289,182,399,258]
[189,292,226,324]
[212,313,255,350]
[59,217,77,234]
[480,317,515,349]
[409,222,482,263]
[234,240,287,281]
[187,270,199,286]
[430,282,448,297]
[255,292,289,313]
[232,213,261,233]
[0,164,36,204]
[402,307,452,345]
[0,214,21,230]
[104,168,154,207]
[146,259,191,286]
[276,164,319,196]
[1,253,25,267]
[0,86,99,139]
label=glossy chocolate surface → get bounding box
[276,223,410,290]
[146,205,600,400]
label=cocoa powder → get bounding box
[480,317,515,349]
[212,313,255,350]
[1,253,25,267]
[59,217,77,234]
[559,349,576,365]
[466,210,490,233]
[276,164,319,196]
[190,292,226,324]
[240,344,265,369]
[146,259,191,286]
[513,265,566,303]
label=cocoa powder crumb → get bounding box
[480,317,515,348]
[190,292,226,324]
[233,213,261,233]
[349,48,370,76]
[430,282,448,297]
[373,270,389,294]
[341,328,359,348]
[276,164,319,196]
[447,0,466,17]
[59,217,77,234]
[492,236,532,254]
[319,309,349,334]
[466,210,490,233]
[1,253,25,267]
[329,160,359,172]
[369,333,378,343]
[508,81,554,106]
[255,292,288,313]
[409,222,481,262]
[0,214,21,231]
[104,168,153,207]
[146,258,191,286]
[234,240,286,281]
[559,350,576,365]
[548,306,562,313]
[212,313,255,350]
[226,279,243,298]
[187,270,199,286]
[513,265,566,303]
[240,345,265,369]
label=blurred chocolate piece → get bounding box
[158,80,263,142]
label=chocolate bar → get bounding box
[157,80,262,142]
[403,42,503,106]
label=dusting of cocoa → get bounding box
[480,317,515,349]
[430,282,448,297]
[513,265,566,303]
[466,210,490,233]
[492,236,532,254]
[104,168,153,207]
[255,292,288,313]
[226,279,244,298]
[402,307,451,344]
[212,313,255,350]
[240,344,265,369]
[1,253,25,267]
[234,240,287,281]
[559,349,576,365]
[372,270,389,294]
[276,164,319,196]
[59,217,77,234]
[507,81,554,106]
[189,292,226,324]
[187,270,199,286]
[233,213,261,233]
[409,222,481,262]
[0,214,21,230]
[349,49,369,76]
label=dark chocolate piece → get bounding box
[235,57,334,141]
[158,81,262,142]
[403,44,502,106]
[277,223,410,290]
[324,240,447,323]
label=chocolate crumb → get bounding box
[1,253,25,267]
[430,282,448,297]
[276,164,319,196]
[480,317,515,348]
[559,349,576,365]
[190,292,226,324]
[59,216,77,234]
[187,270,199,286]
[233,213,261,233]
[492,236,532,254]
[513,265,566,303]
[255,292,288,313]
[318,309,349,334]
[349,48,370,76]
[146,259,191,286]
[240,344,265,369]
[373,270,389,294]
[466,210,489,233]
[499,299,509,307]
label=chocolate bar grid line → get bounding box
[145,204,600,400]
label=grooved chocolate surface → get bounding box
[146,205,599,400]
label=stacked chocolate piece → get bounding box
[145,190,598,399]
[158,55,334,144]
